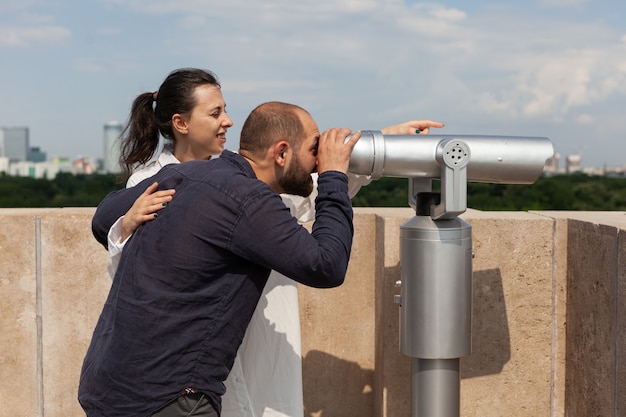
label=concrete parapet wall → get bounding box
[1,208,625,417]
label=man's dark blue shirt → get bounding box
[78,150,354,417]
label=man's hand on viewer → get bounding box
[316,128,362,175]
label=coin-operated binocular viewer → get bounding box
[348,132,554,417]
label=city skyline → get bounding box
[0,121,621,174]
[1,1,626,168]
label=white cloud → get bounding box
[406,2,467,22]
[96,26,123,36]
[0,25,70,46]
[389,8,626,122]
[72,57,140,75]
[225,79,319,94]
[0,0,36,13]
[536,0,589,8]
[103,0,380,15]
[576,114,594,124]
[3,0,626,166]
[38,1,626,126]
[72,58,110,73]
[497,43,626,119]
[0,12,70,47]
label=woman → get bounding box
[106,67,444,417]
[106,68,232,271]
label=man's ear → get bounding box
[273,141,290,167]
[172,114,188,135]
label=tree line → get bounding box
[351,173,626,211]
[1,172,626,211]
[0,172,124,208]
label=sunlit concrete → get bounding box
[1,207,624,417]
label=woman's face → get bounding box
[175,84,233,161]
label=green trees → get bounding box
[351,174,626,211]
[1,172,626,210]
[0,172,123,208]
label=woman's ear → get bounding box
[172,114,188,135]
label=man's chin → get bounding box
[295,188,313,198]
[288,186,313,198]
[281,181,314,198]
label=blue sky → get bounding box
[1,0,625,169]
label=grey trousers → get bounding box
[152,393,218,417]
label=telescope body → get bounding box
[348,131,554,184]
[356,130,555,416]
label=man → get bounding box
[79,102,361,417]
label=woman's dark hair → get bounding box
[119,68,221,177]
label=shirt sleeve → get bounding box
[347,172,372,198]
[228,171,354,288]
[106,216,132,279]
[92,186,149,249]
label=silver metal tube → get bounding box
[400,216,472,359]
[400,211,471,417]
[349,131,554,183]
[412,358,460,417]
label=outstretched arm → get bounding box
[381,119,444,135]
[348,119,445,196]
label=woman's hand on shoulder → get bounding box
[120,182,175,241]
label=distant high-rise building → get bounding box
[566,154,582,174]
[0,156,8,174]
[103,121,123,173]
[1,127,29,162]
[544,152,560,174]
[28,146,47,162]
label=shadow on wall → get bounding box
[302,350,374,417]
[301,267,511,417]
[462,268,511,378]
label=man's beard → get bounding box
[279,155,314,197]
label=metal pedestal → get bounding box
[412,358,460,416]
[397,210,472,417]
